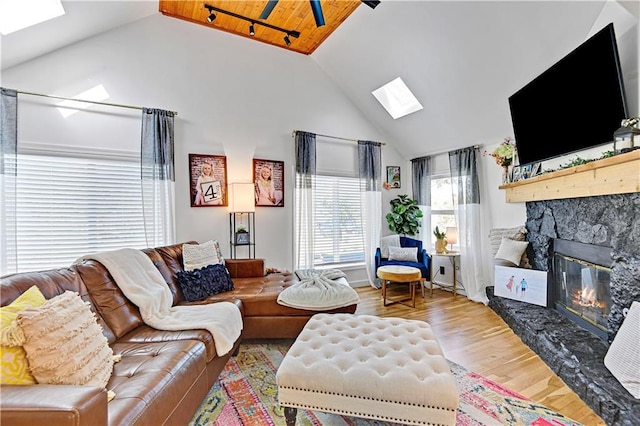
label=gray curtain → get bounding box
[1,88,18,275]
[295,131,316,188]
[358,141,382,287]
[411,155,432,246]
[141,108,176,247]
[449,147,480,205]
[411,156,431,206]
[357,141,381,191]
[294,131,316,269]
[448,146,487,304]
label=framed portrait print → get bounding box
[387,166,401,188]
[189,154,228,207]
[521,164,533,180]
[512,165,522,182]
[253,159,284,207]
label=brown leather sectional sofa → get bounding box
[0,242,358,426]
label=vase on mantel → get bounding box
[502,166,510,184]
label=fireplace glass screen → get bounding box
[553,254,611,333]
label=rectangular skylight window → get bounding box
[372,77,423,119]
[0,0,65,35]
[57,85,110,118]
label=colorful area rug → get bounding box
[190,340,581,426]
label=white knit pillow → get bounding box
[183,240,223,271]
[388,246,418,262]
[495,237,529,267]
[9,291,114,389]
[604,301,640,398]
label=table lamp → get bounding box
[446,227,458,252]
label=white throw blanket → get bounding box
[76,248,242,357]
[277,269,360,310]
[380,234,401,258]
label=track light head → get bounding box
[284,34,291,46]
[249,23,255,36]
[204,5,216,22]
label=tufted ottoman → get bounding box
[276,313,459,425]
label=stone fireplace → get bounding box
[489,190,640,424]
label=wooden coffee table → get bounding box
[376,265,423,308]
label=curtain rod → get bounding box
[292,129,386,146]
[16,90,178,116]
[414,144,481,160]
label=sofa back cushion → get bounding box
[0,266,116,343]
[75,260,142,341]
[142,243,192,305]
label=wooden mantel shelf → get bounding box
[499,150,640,203]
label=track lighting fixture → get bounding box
[203,4,300,47]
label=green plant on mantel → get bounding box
[543,150,617,174]
[386,194,423,236]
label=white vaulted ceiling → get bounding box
[1,1,637,159]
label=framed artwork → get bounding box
[235,232,250,245]
[521,164,533,179]
[512,165,522,182]
[189,154,228,207]
[387,166,401,188]
[531,162,542,177]
[494,265,548,307]
[253,159,284,207]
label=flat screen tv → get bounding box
[509,23,628,165]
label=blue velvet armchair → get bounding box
[375,236,430,279]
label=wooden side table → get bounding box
[429,251,459,298]
[376,265,423,308]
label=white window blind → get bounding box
[9,152,147,273]
[313,174,364,267]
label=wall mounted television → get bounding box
[508,23,628,166]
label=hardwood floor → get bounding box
[354,285,605,426]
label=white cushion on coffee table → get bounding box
[276,313,459,425]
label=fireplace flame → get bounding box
[580,287,602,308]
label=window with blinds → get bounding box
[313,174,364,267]
[9,152,147,273]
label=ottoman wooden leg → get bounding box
[284,406,297,425]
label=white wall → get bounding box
[2,14,406,284]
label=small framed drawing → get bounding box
[512,165,522,182]
[253,159,284,207]
[235,232,250,245]
[387,166,401,188]
[494,265,548,307]
[531,162,542,177]
[189,154,228,207]
[521,164,533,180]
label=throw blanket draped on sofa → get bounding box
[277,269,360,310]
[76,249,242,356]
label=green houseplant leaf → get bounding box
[385,194,423,236]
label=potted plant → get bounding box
[385,194,423,236]
[433,226,447,254]
[235,225,250,245]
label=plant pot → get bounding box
[435,238,448,254]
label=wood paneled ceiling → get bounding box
[159,1,362,55]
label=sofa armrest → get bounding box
[226,258,265,278]
[419,249,431,277]
[375,248,382,271]
[1,384,107,426]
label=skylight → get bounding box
[0,0,65,35]
[57,85,110,118]
[372,77,423,119]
